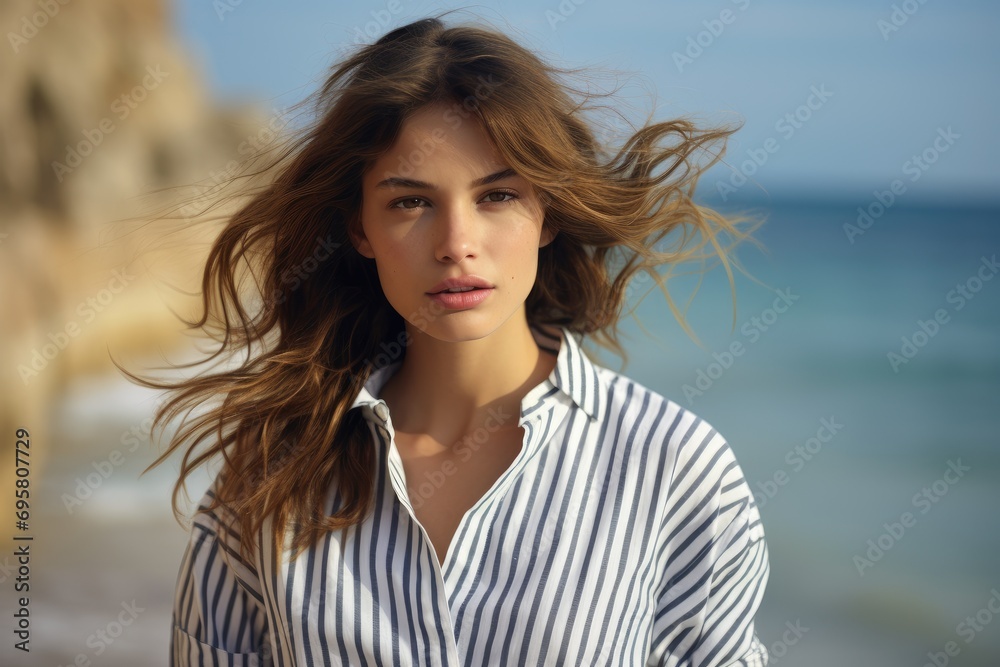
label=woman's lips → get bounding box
[426,275,494,294]
[426,287,493,309]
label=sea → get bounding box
[12,195,999,666]
[585,194,1000,666]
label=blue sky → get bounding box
[171,0,1000,204]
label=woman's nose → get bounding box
[433,204,479,263]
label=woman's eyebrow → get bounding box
[374,167,517,190]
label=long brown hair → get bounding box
[121,12,765,563]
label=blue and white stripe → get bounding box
[170,323,770,666]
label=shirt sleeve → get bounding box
[646,422,771,667]
[170,482,273,667]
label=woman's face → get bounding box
[354,102,555,342]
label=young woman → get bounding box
[132,13,770,666]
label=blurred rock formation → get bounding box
[0,0,277,538]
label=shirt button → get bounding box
[373,402,389,421]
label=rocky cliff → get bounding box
[0,0,276,535]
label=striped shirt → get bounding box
[170,322,770,666]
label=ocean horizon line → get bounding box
[696,187,1000,213]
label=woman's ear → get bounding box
[536,192,557,248]
[348,224,375,259]
[539,224,558,248]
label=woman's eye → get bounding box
[389,190,517,210]
[483,189,518,204]
[390,197,426,210]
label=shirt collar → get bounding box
[349,323,607,422]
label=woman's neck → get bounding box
[377,317,557,450]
